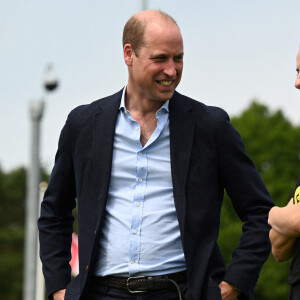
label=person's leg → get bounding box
[138,281,188,300]
[85,279,135,300]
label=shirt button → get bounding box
[133,230,137,234]
[138,152,143,156]
[130,260,135,264]
[136,202,140,207]
[135,127,139,131]
[138,178,143,183]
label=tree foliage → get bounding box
[0,166,49,300]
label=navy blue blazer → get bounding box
[38,89,274,300]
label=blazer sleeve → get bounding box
[38,114,77,299]
[216,111,274,299]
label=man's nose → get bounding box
[164,61,176,77]
[295,74,300,89]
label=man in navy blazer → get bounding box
[38,10,273,300]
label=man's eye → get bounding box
[174,56,183,62]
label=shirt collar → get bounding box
[119,86,169,114]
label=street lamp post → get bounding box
[23,64,58,300]
[141,0,147,11]
[23,99,44,300]
[35,182,48,300]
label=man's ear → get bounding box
[124,44,134,66]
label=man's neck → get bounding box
[125,87,165,116]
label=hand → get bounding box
[219,281,239,300]
[53,289,66,300]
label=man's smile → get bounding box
[157,80,173,87]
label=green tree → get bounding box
[0,166,50,300]
[0,166,26,299]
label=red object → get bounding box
[70,233,79,276]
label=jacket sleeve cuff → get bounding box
[223,272,255,300]
[45,272,71,299]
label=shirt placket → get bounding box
[126,107,168,275]
[127,118,146,274]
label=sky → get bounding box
[1,0,300,172]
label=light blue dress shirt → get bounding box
[94,88,186,277]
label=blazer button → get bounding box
[86,265,89,272]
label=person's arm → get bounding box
[38,115,77,298]
[268,198,300,237]
[268,198,300,262]
[269,228,296,262]
[216,110,274,300]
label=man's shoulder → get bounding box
[172,91,229,121]
[67,89,123,123]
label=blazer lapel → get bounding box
[169,91,195,243]
[92,90,122,227]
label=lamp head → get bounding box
[44,64,59,92]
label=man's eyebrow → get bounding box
[150,54,167,58]
[150,52,184,57]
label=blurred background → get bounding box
[1,0,300,299]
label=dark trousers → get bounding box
[84,276,188,300]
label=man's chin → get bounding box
[155,90,175,101]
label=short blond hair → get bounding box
[122,10,179,56]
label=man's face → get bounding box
[128,20,184,102]
[296,51,300,90]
